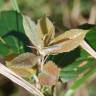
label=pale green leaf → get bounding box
[43,29,88,55]
[37,17,55,46]
[23,15,43,48]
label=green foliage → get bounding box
[0,0,4,7]
[0,11,25,56]
[10,0,20,13]
[65,67,96,96]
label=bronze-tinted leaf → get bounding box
[6,52,38,78]
[38,73,56,86]
[42,29,88,55]
[5,54,17,61]
[38,61,59,86]
[44,61,59,76]
[9,52,39,68]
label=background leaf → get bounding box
[0,11,29,56]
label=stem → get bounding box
[33,75,41,89]
[41,56,44,72]
[80,40,96,59]
[0,62,44,96]
[88,2,96,24]
[10,0,20,13]
[71,0,81,21]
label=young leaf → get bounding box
[6,52,39,78]
[9,52,39,67]
[42,29,88,55]
[44,61,59,76]
[38,61,59,86]
[37,17,55,46]
[23,15,88,57]
[23,15,44,48]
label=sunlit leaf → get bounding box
[23,15,44,48]
[9,52,39,67]
[23,15,88,57]
[37,17,55,46]
[43,29,88,55]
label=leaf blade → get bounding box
[23,15,43,48]
[43,29,88,55]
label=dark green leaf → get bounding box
[0,11,25,56]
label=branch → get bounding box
[0,62,43,96]
[80,40,96,59]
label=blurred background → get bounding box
[1,0,96,29]
[0,0,96,96]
